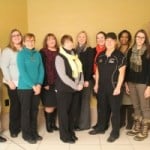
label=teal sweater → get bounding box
[17,47,44,89]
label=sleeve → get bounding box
[17,51,35,87]
[118,53,127,69]
[146,58,150,86]
[55,55,77,90]
[124,49,132,82]
[85,47,95,81]
[37,53,44,85]
[40,50,48,86]
[0,48,12,82]
[79,72,84,85]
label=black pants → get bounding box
[120,105,134,128]
[6,85,21,135]
[73,91,81,128]
[56,91,77,141]
[96,93,111,131]
[18,90,40,139]
[97,89,122,138]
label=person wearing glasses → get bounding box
[126,29,150,141]
[1,29,23,138]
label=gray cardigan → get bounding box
[0,47,19,86]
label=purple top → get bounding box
[40,48,58,86]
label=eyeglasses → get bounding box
[136,36,145,40]
[12,34,21,38]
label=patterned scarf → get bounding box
[60,47,82,78]
[130,44,146,72]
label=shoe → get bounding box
[126,125,133,130]
[72,135,78,141]
[52,125,59,131]
[107,136,118,142]
[120,123,125,128]
[127,129,140,136]
[61,138,75,144]
[23,137,37,144]
[134,132,148,141]
[74,127,81,131]
[0,136,7,142]
[33,134,43,141]
[89,129,105,135]
[10,133,18,138]
[133,119,149,141]
[92,124,98,129]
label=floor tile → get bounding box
[75,130,100,145]
[101,145,134,150]
[133,144,150,150]
[37,145,69,150]
[70,145,101,150]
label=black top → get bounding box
[125,48,150,86]
[96,49,126,89]
[77,47,95,81]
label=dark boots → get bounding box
[120,105,134,129]
[45,112,53,132]
[51,109,58,130]
[126,105,134,129]
[45,110,58,132]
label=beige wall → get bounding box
[27,0,150,49]
[0,0,28,48]
[0,0,28,112]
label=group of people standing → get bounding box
[0,28,150,144]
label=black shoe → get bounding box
[52,125,59,131]
[89,129,105,135]
[61,138,75,144]
[107,136,118,142]
[10,133,18,138]
[0,136,7,142]
[126,124,133,130]
[24,137,37,144]
[74,127,81,131]
[92,124,98,129]
[72,135,78,141]
[33,134,43,141]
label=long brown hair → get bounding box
[43,33,59,50]
[7,29,23,51]
[133,29,150,59]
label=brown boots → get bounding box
[127,117,150,141]
[127,116,142,136]
[134,119,150,141]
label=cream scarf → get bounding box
[60,47,82,78]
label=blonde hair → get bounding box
[23,33,36,42]
[76,30,89,48]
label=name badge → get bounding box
[98,59,103,63]
[109,58,115,64]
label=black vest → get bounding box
[55,54,75,93]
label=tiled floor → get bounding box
[1,125,150,150]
